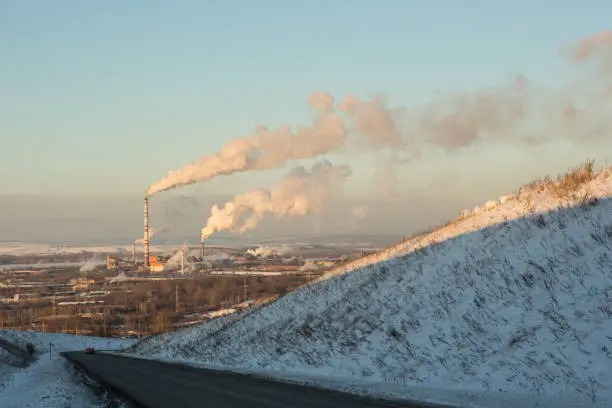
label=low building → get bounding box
[2,293,37,303]
[70,278,95,291]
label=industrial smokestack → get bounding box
[180,249,185,275]
[200,240,205,273]
[144,197,150,268]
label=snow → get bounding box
[0,242,180,257]
[128,166,612,407]
[320,166,612,281]
[0,261,106,271]
[0,330,135,408]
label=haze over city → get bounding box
[2,1,611,244]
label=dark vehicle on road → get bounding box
[85,347,95,354]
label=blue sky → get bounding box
[2,0,610,197]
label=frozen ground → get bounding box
[0,242,179,257]
[0,261,107,271]
[129,166,612,408]
[0,330,135,408]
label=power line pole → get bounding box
[103,307,107,337]
[175,285,179,313]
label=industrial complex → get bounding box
[102,196,367,278]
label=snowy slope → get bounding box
[0,330,135,408]
[322,166,612,280]
[128,165,612,407]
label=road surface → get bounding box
[63,352,454,408]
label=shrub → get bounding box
[550,159,595,199]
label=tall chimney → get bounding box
[144,197,150,268]
[132,242,136,263]
[200,240,205,273]
[180,249,185,275]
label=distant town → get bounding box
[0,243,378,338]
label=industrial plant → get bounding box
[102,196,364,279]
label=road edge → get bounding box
[61,352,146,408]
[95,352,460,408]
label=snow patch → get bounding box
[0,330,135,408]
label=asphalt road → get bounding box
[63,352,454,408]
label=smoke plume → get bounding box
[79,255,99,273]
[338,94,407,149]
[146,91,411,197]
[350,205,368,221]
[200,160,351,240]
[148,30,612,204]
[165,243,190,270]
[246,244,292,258]
[147,98,348,196]
[134,226,172,244]
[570,30,612,66]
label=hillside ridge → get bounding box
[320,163,611,281]
[127,163,612,408]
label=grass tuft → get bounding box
[549,159,596,199]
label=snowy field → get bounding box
[0,261,107,271]
[0,330,135,408]
[0,242,174,257]
[128,166,612,408]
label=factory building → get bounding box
[69,278,95,291]
[106,256,119,271]
[149,256,168,273]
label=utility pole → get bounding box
[175,285,179,313]
[180,249,185,275]
[52,294,56,316]
[243,277,247,302]
[103,308,107,337]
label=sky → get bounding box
[1,1,612,243]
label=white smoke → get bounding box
[201,160,351,240]
[79,255,99,273]
[350,205,368,221]
[147,98,349,196]
[246,244,292,258]
[165,243,190,270]
[147,31,612,206]
[134,226,172,244]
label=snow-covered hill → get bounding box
[128,164,612,407]
[321,164,612,280]
[0,330,135,408]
